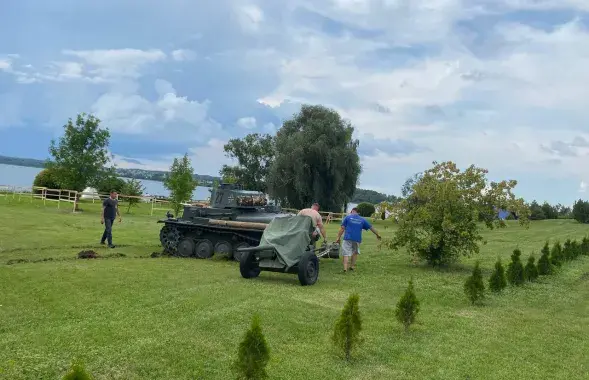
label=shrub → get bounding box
[33,168,62,199]
[464,261,485,304]
[581,237,589,255]
[524,255,539,282]
[62,361,94,380]
[489,258,507,292]
[572,199,589,224]
[550,241,563,267]
[234,314,270,379]
[395,278,420,332]
[562,239,574,261]
[507,248,525,286]
[356,202,376,218]
[537,243,553,275]
[570,240,581,260]
[332,293,363,361]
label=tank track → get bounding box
[159,223,261,261]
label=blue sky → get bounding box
[1,0,589,205]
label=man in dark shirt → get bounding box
[100,190,122,248]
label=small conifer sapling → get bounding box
[234,314,270,380]
[395,278,420,332]
[524,255,539,282]
[581,237,589,256]
[507,248,525,286]
[563,239,573,261]
[465,261,485,304]
[332,293,363,361]
[571,240,580,259]
[537,243,553,275]
[550,241,563,267]
[62,361,94,380]
[489,258,507,292]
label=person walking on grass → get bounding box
[100,190,122,248]
[335,207,381,273]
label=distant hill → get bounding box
[0,154,396,201]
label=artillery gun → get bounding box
[157,183,292,261]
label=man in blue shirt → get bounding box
[335,207,381,272]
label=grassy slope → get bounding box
[0,198,588,379]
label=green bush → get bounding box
[33,168,61,189]
[62,361,94,380]
[395,278,420,332]
[507,248,525,286]
[524,255,539,282]
[234,314,270,379]
[581,237,589,255]
[550,241,563,267]
[95,174,126,194]
[464,261,485,304]
[489,258,507,293]
[356,202,376,217]
[332,293,363,361]
[537,242,553,275]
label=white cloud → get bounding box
[580,181,587,193]
[0,59,11,70]
[236,117,257,129]
[171,49,197,61]
[235,4,264,32]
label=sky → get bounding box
[1,0,589,206]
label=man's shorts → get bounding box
[342,240,360,257]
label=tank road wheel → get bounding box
[298,252,319,286]
[233,242,250,262]
[214,241,232,258]
[177,238,196,257]
[159,225,182,255]
[240,251,261,279]
[195,239,214,259]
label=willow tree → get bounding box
[267,104,361,212]
[382,161,531,266]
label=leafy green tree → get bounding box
[267,104,361,212]
[572,199,589,223]
[94,172,125,194]
[551,241,563,267]
[33,168,60,189]
[121,178,146,213]
[382,161,530,266]
[163,153,198,217]
[464,261,485,304]
[332,293,363,361]
[234,314,270,380]
[395,278,420,332]
[529,200,546,220]
[541,202,559,219]
[537,242,553,275]
[356,202,375,217]
[489,258,507,292]
[46,113,113,209]
[524,255,539,282]
[562,239,574,261]
[507,248,526,286]
[220,133,275,192]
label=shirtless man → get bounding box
[297,202,327,242]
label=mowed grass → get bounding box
[1,198,588,379]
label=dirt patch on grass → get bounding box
[78,250,99,259]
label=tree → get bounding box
[382,161,530,266]
[46,113,113,206]
[267,104,361,212]
[94,171,125,194]
[464,261,485,304]
[220,133,275,192]
[537,242,553,275]
[356,202,375,217]
[581,236,589,255]
[234,314,270,380]
[524,255,539,282]
[572,199,589,223]
[529,200,546,220]
[551,241,563,267]
[507,248,526,286]
[562,239,574,261]
[163,153,198,217]
[121,178,145,213]
[33,168,61,199]
[489,258,507,293]
[395,278,420,332]
[332,293,363,361]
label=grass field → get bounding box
[1,198,588,379]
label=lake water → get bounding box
[0,163,357,211]
[0,163,212,200]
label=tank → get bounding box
[157,183,292,261]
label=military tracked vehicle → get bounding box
[157,183,292,261]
